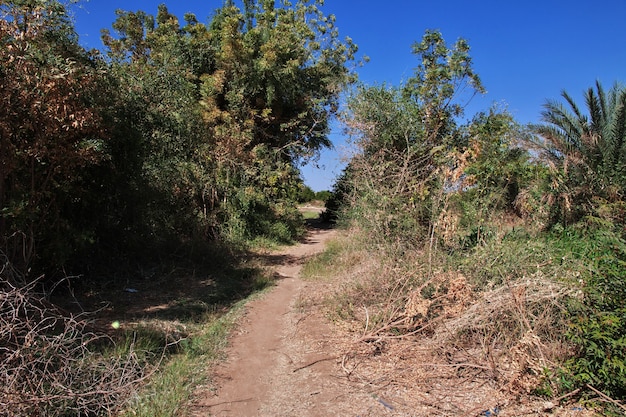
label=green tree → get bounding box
[297,185,316,203]
[100,1,359,245]
[100,5,220,249]
[338,30,484,244]
[532,81,626,225]
[201,0,357,164]
[198,0,359,242]
[463,109,534,213]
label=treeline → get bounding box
[0,0,357,280]
[328,31,626,408]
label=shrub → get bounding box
[560,224,626,400]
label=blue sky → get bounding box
[71,0,626,191]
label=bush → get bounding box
[0,276,146,416]
[559,224,626,400]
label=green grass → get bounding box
[119,295,261,417]
[301,210,321,220]
[98,242,279,416]
[300,235,359,280]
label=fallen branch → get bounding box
[552,388,581,403]
[292,356,337,373]
[586,384,626,412]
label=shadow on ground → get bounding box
[54,218,334,332]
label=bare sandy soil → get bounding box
[189,225,381,416]
[189,225,597,417]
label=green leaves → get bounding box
[96,1,358,247]
[406,30,485,143]
[532,81,626,225]
[338,30,487,245]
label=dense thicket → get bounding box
[331,30,626,409]
[0,0,357,279]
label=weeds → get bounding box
[0,276,148,417]
[302,223,589,402]
[120,301,247,417]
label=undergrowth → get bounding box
[119,300,249,417]
[304,218,626,411]
[1,230,280,417]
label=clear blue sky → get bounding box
[70,0,626,191]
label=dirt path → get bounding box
[190,225,380,417]
[188,225,598,417]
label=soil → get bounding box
[189,223,374,416]
[188,221,599,417]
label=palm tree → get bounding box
[532,81,626,225]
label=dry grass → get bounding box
[0,277,149,417]
[300,228,595,416]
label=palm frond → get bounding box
[561,90,584,120]
[595,80,608,121]
[540,100,583,153]
[535,81,626,223]
[585,86,603,138]
[609,89,626,170]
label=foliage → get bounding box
[531,81,626,226]
[555,224,626,400]
[100,5,218,250]
[100,0,357,248]
[463,109,534,212]
[446,109,539,248]
[0,0,358,275]
[337,30,485,246]
[0,0,109,276]
[296,185,316,203]
[0,1,357,414]
[328,27,626,409]
[315,190,332,202]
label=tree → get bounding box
[100,1,359,244]
[463,109,533,213]
[338,30,484,244]
[0,0,108,274]
[532,81,626,225]
[197,0,359,241]
[200,0,358,164]
[404,30,485,148]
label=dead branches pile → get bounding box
[348,269,576,396]
[0,277,147,416]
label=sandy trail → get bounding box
[190,225,381,417]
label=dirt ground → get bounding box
[188,223,599,417]
[190,224,369,416]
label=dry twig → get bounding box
[0,274,149,416]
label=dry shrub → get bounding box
[0,277,148,417]
[403,272,473,327]
[326,248,475,341]
[431,274,576,394]
[436,207,463,248]
[329,245,576,395]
